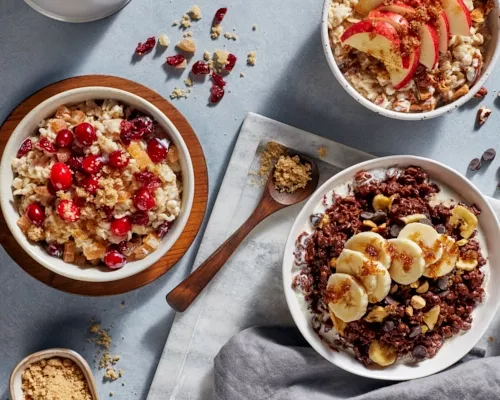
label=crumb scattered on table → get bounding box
[172,19,179,26]
[203,50,211,61]
[273,155,312,193]
[247,51,256,66]
[184,78,194,87]
[158,34,170,47]
[317,146,328,159]
[224,32,237,40]
[181,14,191,28]
[189,5,202,20]
[240,72,245,78]
[257,142,287,177]
[211,25,223,39]
[170,88,190,99]
[252,24,257,31]
[489,336,494,341]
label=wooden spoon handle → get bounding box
[166,196,284,312]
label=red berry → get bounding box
[130,211,150,225]
[50,162,73,190]
[166,54,186,66]
[81,175,100,194]
[82,155,104,174]
[192,61,210,75]
[17,138,32,158]
[104,249,127,269]
[135,37,156,55]
[26,203,45,226]
[120,117,155,145]
[147,139,168,163]
[57,200,80,222]
[109,150,130,169]
[156,221,173,239]
[68,155,84,171]
[209,84,225,103]
[55,129,74,148]
[36,137,56,153]
[213,7,227,24]
[46,243,63,258]
[111,217,132,237]
[133,187,156,211]
[211,73,226,87]
[134,172,161,191]
[225,54,237,71]
[74,122,96,146]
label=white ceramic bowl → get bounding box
[10,348,99,400]
[0,87,194,282]
[321,0,500,120]
[283,155,500,380]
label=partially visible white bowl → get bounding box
[0,87,194,283]
[321,0,500,120]
[283,155,500,380]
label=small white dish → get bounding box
[283,155,500,380]
[0,86,195,283]
[10,348,99,400]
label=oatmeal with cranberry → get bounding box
[328,0,493,112]
[12,100,182,270]
[293,167,486,366]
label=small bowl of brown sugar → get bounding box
[10,349,98,400]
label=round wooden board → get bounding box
[0,75,208,296]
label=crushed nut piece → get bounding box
[452,84,469,101]
[203,50,211,61]
[477,106,492,126]
[247,51,256,66]
[273,155,312,193]
[181,14,191,28]
[184,78,194,87]
[211,25,223,39]
[189,5,202,20]
[474,87,488,99]
[170,88,189,99]
[224,32,237,40]
[158,34,170,47]
[176,37,196,53]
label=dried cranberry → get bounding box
[104,249,127,269]
[26,203,45,226]
[55,129,74,148]
[81,175,100,194]
[130,211,149,225]
[120,117,155,144]
[209,84,225,103]
[68,155,84,171]
[36,137,56,153]
[147,138,168,163]
[57,200,80,222]
[74,122,97,146]
[82,155,104,174]
[225,54,237,71]
[73,196,86,207]
[50,162,73,191]
[46,243,63,258]
[109,150,130,170]
[133,187,156,211]
[213,7,227,24]
[102,206,114,222]
[134,172,161,190]
[120,120,134,145]
[111,217,132,237]
[166,54,186,66]
[191,60,210,75]
[156,221,173,239]
[17,138,32,158]
[211,73,226,87]
[135,37,156,55]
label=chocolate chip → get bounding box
[409,325,422,338]
[360,211,375,220]
[310,214,322,227]
[436,225,446,234]
[438,290,450,298]
[419,218,433,226]
[382,320,395,332]
[390,224,403,238]
[468,158,481,171]
[412,345,428,360]
[437,276,449,291]
[482,148,496,161]
[372,210,387,224]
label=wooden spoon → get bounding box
[166,155,319,312]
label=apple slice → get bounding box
[441,0,471,36]
[419,23,439,69]
[355,0,385,15]
[368,10,410,30]
[387,46,420,89]
[341,20,403,68]
[437,10,451,53]
[376,3,416,16]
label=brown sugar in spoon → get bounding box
[166,155,319,312]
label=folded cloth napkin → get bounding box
[214,326,500,400]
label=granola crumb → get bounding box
[203,50,211,61]
[158,34,170,47]
[477,106,492,126]
[176,37,196,53]
[104,367,119,381]
[184,78,194,87]
[224,32,237,40]
[211,25,223,39]
[213,49,229,71]
[119,369,124,377]
[111,355,121,364]
[273,155,312,193]
[247,51,256,66]
[252,24,257,31]
[474,87,488,99]
[181,14,191,28]
[172,19,179,26]
[109,392,114,397]
[240,72,245,78]
[189,5,202,20]
[257,142,287,177]
[170,88,189,99]
[183,31,193,38]
[317,146,328,159]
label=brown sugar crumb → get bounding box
[257,142,287,177]
[21,357,92,400]
[89,323,112,349]
[273,155,312,193]
[317,146,328,159]
[489,336,494,341]
[104,367,120,381]
[181,14,191,28]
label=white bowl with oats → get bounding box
[0,87,194,282]
[321,0,500,120]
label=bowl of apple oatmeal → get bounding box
[0,87,194,282]
[321,0,500,119]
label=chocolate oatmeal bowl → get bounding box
[283,156,500,380]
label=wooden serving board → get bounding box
[0,75,208,296]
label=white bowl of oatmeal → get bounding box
[321,0,500,119]
[0,87,194,282]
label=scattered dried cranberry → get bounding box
[135,37,156,55]
[81,175,100,194]
[111,217,132,237]
[74,122,96,146]
[211,73,226,87]
[209,84,225,103]
[104,249,127,269]
[68,155,84,171]
[166,54,186,66]
[134,187,156,211]
[482,148,496,161]
[147,138,168,163]
[17,138,32,158]
[130,211,149,225]
[134,172,161,190]
[468,158,481,171]
[213,7,227,24]
[50,162,73,191]
[46,243,63,258]
[119,120,134,145]
[57,200,80,222]
[225,54,237,71]
[156,221,173,239]
[55,129,74,148]
[192,60,210,75]
[108,150,130,170]
[36,137,56,153]
[82,155,104,174]
[26,203,45,226]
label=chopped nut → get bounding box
[63,241,77,263]
[158,34,170,47]
[176,37,196,53]
[416,281,429,293]
[410,280,420,289]
[363,220,377,228]
[17,215,31,233]
[170,88,189,100]
[410,295,426,309]
[452,84,469,101]
[172,19,179,26]
[474,87,488,99]
[184,78,193,87]
[364,306,388,323]
[189,5,202,20]
[181,14,191,28]
[423,305,440,331]
[477,106,492,126]
[400,213,427,224]
[405,306,414,317]
[247,51,256,66]
[224,32,237,40]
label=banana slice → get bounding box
[325,273,368,323]
[423,235,459,278]
[344,232,391,269]
[368,340,397,366]
[449,205,478,239]
[387,238,425,285]
[456,257,478,271]
[398,223,443,266]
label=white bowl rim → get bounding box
[282,155,500,380]
[320,0,500,120]
[0,86,195,283]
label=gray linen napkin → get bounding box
[214,326,500,400]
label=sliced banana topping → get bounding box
[344,232,391,269]
[449,205,478,239]
[400,214,427,225]
[398,223,443,266]
[423,235,459,278]
[368,340,397,366]
[329,309,346,336]
[387,238,425,285]
[325,273,368,323]
[456,257,478,271]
